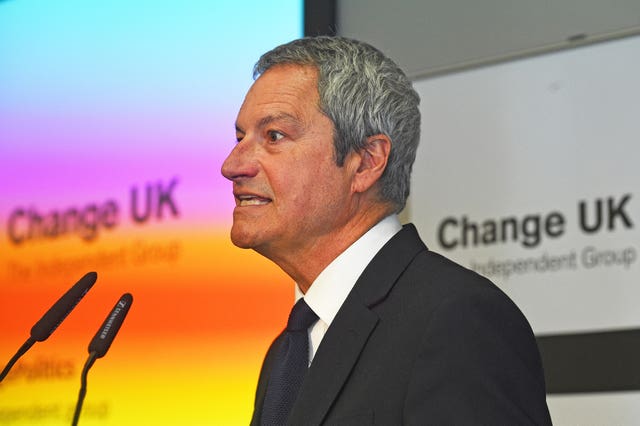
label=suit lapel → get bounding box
[287,224,427,425]
[251,333,285,426]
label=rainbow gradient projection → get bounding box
[0,1,302,424]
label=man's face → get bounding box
[221,64,357,261]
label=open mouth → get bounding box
[237,194,271,206]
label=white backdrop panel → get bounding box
[410,34,640,336]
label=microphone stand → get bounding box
[0,338,35,382]
[71,351,98,426]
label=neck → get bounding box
[262,205,394,293]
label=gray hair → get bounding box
[254,36,421,213]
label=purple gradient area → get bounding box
[1,107,237,208]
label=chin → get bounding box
[230,234,253,249]
[230,227,257,249]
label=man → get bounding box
[221,36,551,425]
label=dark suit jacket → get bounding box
[251,224,551,425]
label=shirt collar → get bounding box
[295,214,402,327]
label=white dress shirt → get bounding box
[294,214,402,364]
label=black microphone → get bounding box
[31,271,98,341]
[88,293,133,358]
[72,293,133,426]
[0,271,98,382]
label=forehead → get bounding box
[238,64,320,121]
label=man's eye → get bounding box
[267,130,284,142]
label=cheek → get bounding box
[305,171,351,213]
[276,154,326,193]
[272,149,349,213]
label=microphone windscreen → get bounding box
[88,293,133,358]
[30,271,98,342]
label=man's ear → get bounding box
[352,134,391,194]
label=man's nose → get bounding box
[221,140,259,181]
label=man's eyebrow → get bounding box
[257,113,300,129]
[235,113,301,135]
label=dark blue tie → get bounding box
[261,298,318,426]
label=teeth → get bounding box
[238,195,270,206]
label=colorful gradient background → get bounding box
[0,1,302,424]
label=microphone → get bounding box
[88,293,133,358]
[72,293,133,426]
[31,271,98,341]
[0,271,98,382]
